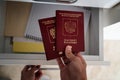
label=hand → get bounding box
[21,65,42,80]
[57,45,87,80]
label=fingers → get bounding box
[65,45,86,66]
[57,45,86,69]
[22,65,41,73]
[22,65,30,72]
[62,56,71,65]
[30,65,40,73]
[77,52,86,66]
[35,69,42,80]
[65,45,76,61]
[56,57,65,70]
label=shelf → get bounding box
[0,59,110,66]
[0,54,101,61]
[5,0,120,8]
[0,54,110,65]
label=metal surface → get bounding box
[34,0,77,3]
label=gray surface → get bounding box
[0,77,11,80]
[34,0,77,3]
[0,1,5,53]
[89,8,99,55]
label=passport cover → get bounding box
[38,17,60,60]
[56,10,85,55]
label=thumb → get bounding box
[65,45,76,61]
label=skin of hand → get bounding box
[57,45,87,80]
[21,65,42,80]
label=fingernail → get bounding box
[67,45,72,49]
[66,45,72,50]
[66,45,72,54]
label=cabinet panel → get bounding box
[0,1,104,64]
[0,1,5,53]
[6,0,120,8]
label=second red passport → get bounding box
[38,17,60,60]
[56,10,85,55]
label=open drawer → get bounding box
[0,1,109,65]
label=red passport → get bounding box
[56,10,85,55]
[38,17,60,60]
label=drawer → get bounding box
[0,0,109,65]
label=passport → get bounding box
[38,17,60,60]
[56,10,85,55]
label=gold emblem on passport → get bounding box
[65,20,76,33]
[47,26,55,43]
[50,27,55,39]
[63,19,78,36]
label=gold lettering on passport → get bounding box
[50,27,55,39]
[42,20,55,25]
[65,20,76,33]
[59,13,81,18]
[64,39,77,44]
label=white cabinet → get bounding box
[5,0,120,8]
[0,0,110,65]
